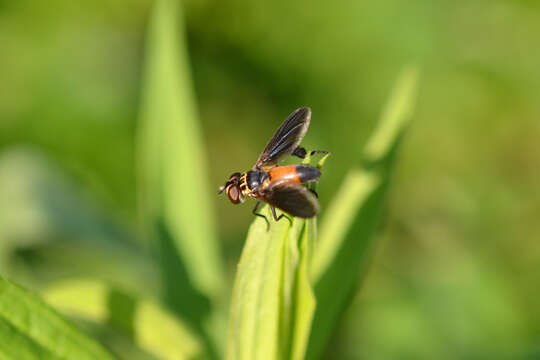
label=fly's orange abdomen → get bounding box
[269,164,321,184]
[269,165,301,183]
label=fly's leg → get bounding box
[252,200,270,230]
[294,147,331,169]
[310,149,331,157]
[271,206,292,225]
[292,147,330,159]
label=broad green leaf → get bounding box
[226,206,316,360]
[43,279,204,360]
[137,0,225,353]
[0,276,115,360]
[307,68,419,359]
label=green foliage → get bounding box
[308,68,418,359]
[137,0,226,356]
[138,0,225,300]
[43,279,203,360]
[2,0,540,357]
[225,70,417,360]
[0,0,421,359]
[0,276,115,360]
[226,208,315,360]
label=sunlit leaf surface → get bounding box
[43,279,204,360]
[0,276,115,360]
[226,206,315,360]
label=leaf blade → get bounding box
[137,0,226,354]
[0,276,115,360]
[226,207,289,360]
[43,279,204,360]
[226,206,317,360]
[307,68,419,359]
[288,219,316,360]
[138,0,225,298]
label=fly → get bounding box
[218,107,329,226]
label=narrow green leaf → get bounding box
[226,208,289,360]
[0,276,115,360]
[138,0,224,295]
[310,171,380,282]
[226,207,316,360]
[307,68,419,359]
[137,0,225,353]
[288,219,316,360]
[43,279,204,360]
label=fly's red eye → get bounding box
[226,185,241,204]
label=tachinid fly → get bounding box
[218,107,329,224]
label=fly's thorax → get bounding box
[242,169,270,196]
[239,173,249,196]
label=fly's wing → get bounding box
[254,107,311,170]
[261,178,319,218]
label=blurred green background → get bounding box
[1,0,540,359]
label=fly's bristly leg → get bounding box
[310,150,331,156]
[293,148,330,160]
[271,206,292,225]
[252,200,270,230]
[298,148,331,168]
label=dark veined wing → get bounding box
[260,178,319,218]
[254,107,311,170]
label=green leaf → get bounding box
[0,149,157,293]
[138,0,224,298]
[43,279,204,360]
[226,207,316,360]
[307,67,419,359]
[0,276,115,360]
[287,219,316,360]
[137,0,226,353]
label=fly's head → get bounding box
[218,172,244,204]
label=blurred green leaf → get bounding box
[307,68,418,359]
[137,0,226,354]
[138,0,224,297]
[0,276,115,360]
[226,207,315,360]
[43,279,204,360]
[0,148,158,293]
